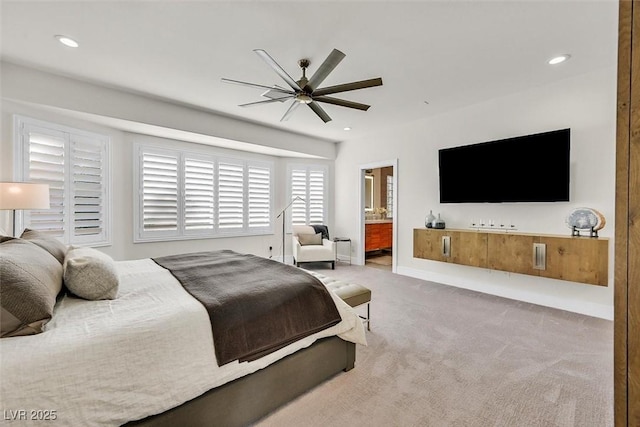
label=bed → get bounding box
[0,242,366,427]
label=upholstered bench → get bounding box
[309,272,371,331]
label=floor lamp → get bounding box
[276,196,305,263]
[0,182,50,237]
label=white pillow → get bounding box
[63,247,119,300]
[298,233,323,246]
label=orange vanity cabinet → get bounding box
[366,222,392,252]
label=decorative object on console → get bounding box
[431,214,445,229]
[425,210,435,228]
[566,207,605,238]
[432,213,446,229]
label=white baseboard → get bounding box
[336,254,351,263]
[396,266,613,320]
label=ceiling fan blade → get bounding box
[239,97,294,107]
[280,100,302,122]
[262,88,293,101]
[313,96,370,111]
[254,49,301,92]
[221,78,295,95]
[307,101,332,123]
[312,77,383,97]
[305,48,346,92]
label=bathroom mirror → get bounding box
[365,175,374,211]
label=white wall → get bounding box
[0,69,334,261]
[1,62,336,159]
[334,67,617,319]
[0,61,616,318]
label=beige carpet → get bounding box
[256,265,613,427]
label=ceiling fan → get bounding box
[221,48,383,123]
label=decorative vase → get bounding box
[425,210,435,228]
[432,213,446,229]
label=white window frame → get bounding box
[13,115,111,246]
[286,163,329,228]
[134,143,274,243]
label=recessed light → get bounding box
[55,35,79,48]
[343,127,352,131]
[548,54,570,65]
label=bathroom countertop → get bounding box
[365,219,393,224]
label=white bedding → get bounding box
[0,258,366,426]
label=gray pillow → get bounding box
[298,233,323,246]
[21,228,67,265]
[0,239,63,338]
[63,247,119,300]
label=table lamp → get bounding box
[0,182,50,237]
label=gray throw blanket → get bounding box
[312,224,330,240]
[153,250,341,366]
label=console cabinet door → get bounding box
[487,233,539,276]
[413,229,449,262]
[450,231,488,267]
[538,236,608,286]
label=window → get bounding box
[287,164,328,226]
[386,175,394,219]
[14,116,110,246]
[135,144,273,242]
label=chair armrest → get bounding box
[322,239,336,251]
[292,235,301,258]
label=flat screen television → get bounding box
[439,128,570,203]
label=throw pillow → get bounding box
[0,238,63,338]
[21,228,67,265]
[298,233,323,246]
[63,247,119,300]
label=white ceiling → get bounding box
[0,0,619,144]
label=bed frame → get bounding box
[126,336,355,427]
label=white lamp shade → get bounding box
[0,182,50,210]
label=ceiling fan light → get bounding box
[296,94,312,104]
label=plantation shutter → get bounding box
[24,127,67,237]
[288,165,328,226]
[141,152,179,233]
[248,164,271,229]
[70,135,107,242]
[308,169,325,224]
[218,161,244,230]
[135,144,273,241]
[17,117,110,245]
[184,158,215,231]
[290,168,308,225]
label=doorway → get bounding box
[358,159,398,273]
